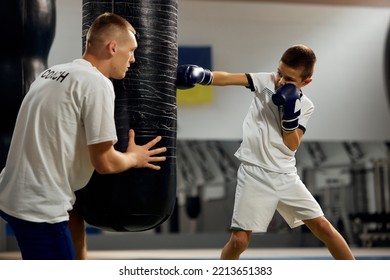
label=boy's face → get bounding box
[275,61,312,90]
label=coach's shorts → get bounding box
[0,210,75,260]
[231,163,324,233]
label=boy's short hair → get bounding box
[281,45,316,80]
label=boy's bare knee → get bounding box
[305,217,337,241]
[230,232,250,253]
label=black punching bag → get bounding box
[75,0,178,231]
[386,22,390,108]
[0,0,56,168]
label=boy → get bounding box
[176,44,355,260]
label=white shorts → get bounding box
[231,163,324,232]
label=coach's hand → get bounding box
[126,129,167,170]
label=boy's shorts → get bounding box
[231,162,324,232]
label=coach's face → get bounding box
[275,62,312,90]
[110,30,138,80]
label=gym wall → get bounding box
[50,0,390,141]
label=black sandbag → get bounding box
[0,0,56,167]
[75,0,178,232]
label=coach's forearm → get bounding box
[96,150,137,174]
[89,142,137,174]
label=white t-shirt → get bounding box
[234,72,314,173]
[0,59,117,223]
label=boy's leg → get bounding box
[68,208,87,260]
[220,230,252,260]
[0,210,76,260]
[303,216,355,260]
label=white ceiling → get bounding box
[183,0,390,7]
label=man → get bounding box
[0,12,167,260]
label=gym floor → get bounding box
[1,247,389,260]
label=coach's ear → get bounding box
[107,40,117,56]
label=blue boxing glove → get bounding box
[176,64,214,90]
[272,84,301,132]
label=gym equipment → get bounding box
[0,0,56,167]
[385,22,390,108]
[176,64,214,89]
[75,0,178,232]
[272,84,301,131]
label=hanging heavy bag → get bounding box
[75,0,178,232]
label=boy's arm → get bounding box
[282,129,304,151]
[176,64,249,88]
[273,84,304,151]
[212,71,249,87]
